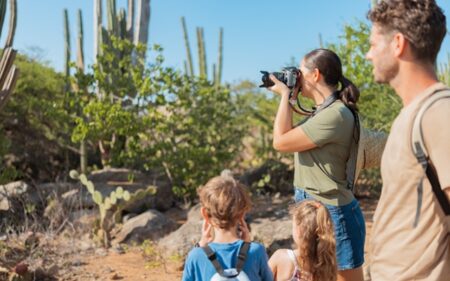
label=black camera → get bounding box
[259,67,300,89]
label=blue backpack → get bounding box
[202,242,251,281]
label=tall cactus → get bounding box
[0,0,19,111]
[0,0,6,39]
[65,0,151,168]
[117,8,127,40]
[76,10,84,72]
[126,0,135,41]
[181,18,224,85]
[4,0,15,48]
[63,9,71,93]
[196,27,207,79]
[134,0,150,46]
[181,17,194,77]
[93,0,102,63]
[106,0,117,36]
[215,27,223,86]
[76,9,88,174]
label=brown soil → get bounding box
[1,195,378,281]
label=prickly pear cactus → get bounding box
[70,169,156,247]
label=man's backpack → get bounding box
[202,242,251,281]
[411,89,450,227]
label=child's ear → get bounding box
[200,207,209,221]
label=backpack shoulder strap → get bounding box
[411,89,450,220]
[202,245,225,275]
[235,242,250,272]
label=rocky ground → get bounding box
[0,194,377,281]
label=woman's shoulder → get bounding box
[314,101,353,123]
[326,101,355,122]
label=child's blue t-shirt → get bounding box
[182,240,273,281]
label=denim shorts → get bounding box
[294,188,365,270]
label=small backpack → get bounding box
[411,88,450,227]
[202,242,251,281]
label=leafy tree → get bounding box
[0,52,76,181]
[328,21,402,132]
[72,37,246,198]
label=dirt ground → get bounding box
[0,194,378,281]
[56,196,378,281]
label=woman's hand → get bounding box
[268,74,290,97]
[198,220,214,247]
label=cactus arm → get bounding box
[216,27,223,85]
[0,0,7,39]
[126,0,135,42]
[4,0,16,48]
[181,17,194,77]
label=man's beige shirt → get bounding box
[370,83,450,281]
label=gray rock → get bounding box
[158,203,204,257]
[187,203,202,221]
[250,216,294,256]
[112,210,177,245]
[0,181,30,210]
[158,219,203,257]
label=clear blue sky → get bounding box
[11,0,450,84]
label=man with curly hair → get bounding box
[366,0,450,280]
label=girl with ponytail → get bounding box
[269,200,337,281]
[268,48,366,281]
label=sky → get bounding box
[11,0,450,84]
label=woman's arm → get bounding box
[270,75,317,153]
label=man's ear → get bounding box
[393,32,407,58]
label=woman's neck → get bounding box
[311,85,335,106]
[213,225,240,243]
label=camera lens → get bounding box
[259,71,274,88]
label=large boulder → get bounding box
[158,217,203,257]
[112,210,177,245]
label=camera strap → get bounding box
[311,91,339,116]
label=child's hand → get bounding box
[239,218,251,242]
[198,220,214,247]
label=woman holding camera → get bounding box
[269,48,365,281]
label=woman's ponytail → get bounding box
[339,76,360,112]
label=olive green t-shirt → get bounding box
[294,100,355,206]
